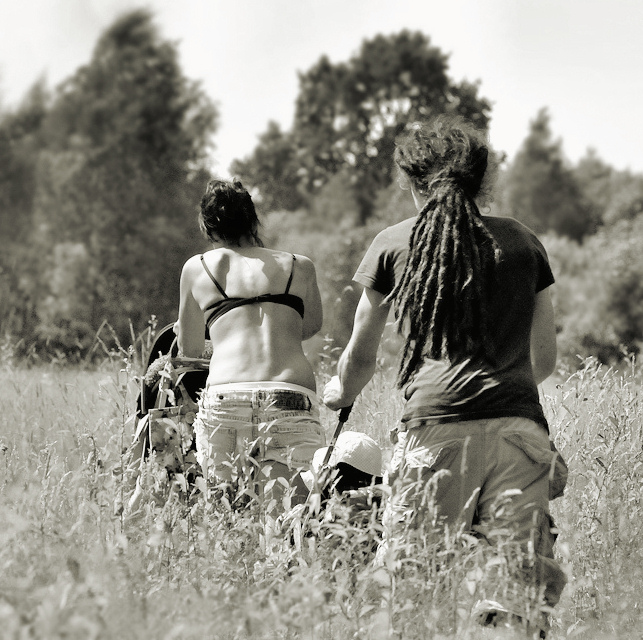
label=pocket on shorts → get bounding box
[261,417,325,467]
[193,415,237,467]
[502,429,565,500]
[391,436,463,510]
[503,431,553,465]
[403,437,462,474]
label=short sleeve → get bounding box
[530,234,555,292]
[353,230,396,296]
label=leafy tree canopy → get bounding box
[235,30,491,222]
[547,213,643,364]
[44,10,217,175]
[0,79,50,242]
[231,121,306,212]
[501,108,595,240]
[1,9,219,358]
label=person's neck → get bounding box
[210,237,254,249]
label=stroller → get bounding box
[123,323,210,512]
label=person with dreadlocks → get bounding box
[323,116,566,636]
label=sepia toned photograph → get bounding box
[1,1,642,638]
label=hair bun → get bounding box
[198,177,262,247]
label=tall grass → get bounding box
[543,358,643,638]
[1,354,643,639]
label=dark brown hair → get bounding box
[391,116,498,387]
[198,178,263,246]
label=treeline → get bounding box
[501,112,643,365]
[0,10,217,361]
[2,11,642,366]
[234,36,643,368]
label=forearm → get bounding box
[335,346,377,405]
[323,287,389,410]
[177,327,204,358]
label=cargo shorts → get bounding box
[385,416,567,608]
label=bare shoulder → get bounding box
[181,254,206,280]
[183,253,203,270]
[293,253,317,276]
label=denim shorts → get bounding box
[193,382,326,482]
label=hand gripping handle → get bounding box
[322,404,354,467]
[338,404,353,424]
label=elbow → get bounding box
[302,328,320,341]
[344,346,377,377]
[533,364,555,385]
[532,352,557,385]
[302,314,323,341]
[178,336,205,358]
[303,324,322,341]
[183,346,204,359]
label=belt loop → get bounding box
[252,390,260,424]
[257,428,265,459]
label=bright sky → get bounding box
[1,0,642,175]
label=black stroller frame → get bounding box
[124,323,209,510]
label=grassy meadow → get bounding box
[1,346,643,639]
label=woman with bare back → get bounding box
[175,178,325,505]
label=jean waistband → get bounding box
[202,381,319,410]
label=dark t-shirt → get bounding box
[354,215,554,431]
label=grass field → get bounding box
[1,354,643,639]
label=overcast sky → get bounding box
[1,0,642,175]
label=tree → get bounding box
[601,173,643,226]
[551,217,643,364]
[0,80,50,340]
[573,149,613,225]
[572,150,643,229]
[231,121,306,212]
[19,9,218,357]
[0,80,49,244]
[237,31,491,221]
[501,108,595,240]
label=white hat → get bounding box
[312,431,382,477]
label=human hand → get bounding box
[323,375,350,410]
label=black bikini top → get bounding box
[201,254,305,330]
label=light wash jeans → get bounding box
[193,382,326,484]
[385,416,567,609]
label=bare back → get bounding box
[177,245,322,391]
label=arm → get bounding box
[323,287,390,409]
[176,258,206,358]
[300,256,323,341]
[530,286,557,385]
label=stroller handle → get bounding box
[169,334,210,370]
[338,405,353,423]
[322,404,353,467]
[172,357,210,370]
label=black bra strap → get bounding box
[200,255,228,299]
[284,254,296,294]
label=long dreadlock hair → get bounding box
[390,117,499,388]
